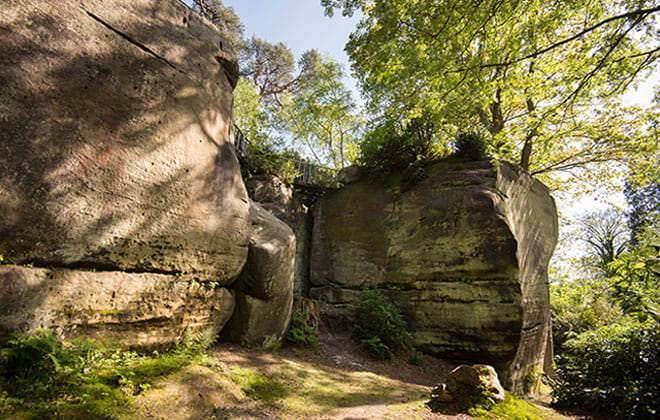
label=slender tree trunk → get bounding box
[489,88,505,135]
[520,97,537,170]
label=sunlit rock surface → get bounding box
[0,0,249,283]
[0,266,235,348]
[310,159,558,392]
[223,202,296,348]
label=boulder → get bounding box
[431,364,506,405]
[0,0,249,284]
[337,165,362,184]
[245,174,313,296]
[0,266,235,348]
[223,202,296,348]
[310,159,558,392]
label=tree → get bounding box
[190,0,245,50]
[322,0,660,189]
[579,210,629,276]
[283,55,363,168]
[240,38,320,106]
[625,156,660,242]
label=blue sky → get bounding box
[210,0,362,95]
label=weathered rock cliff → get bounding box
[310,159,558,392]
[0,266,234,348]
[223,202,296,348]
[0,0,248,282]
[0,0,259,348]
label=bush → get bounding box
[352,289,413,359]
[241,141,301,184]
[286,313,320,350]
[553,320,660,419]
[286,297,321,350]
[0,329,207,418]
[454,132,487,160]
[358,114,438,181]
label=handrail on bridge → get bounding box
[233,124,339,187]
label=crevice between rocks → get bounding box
[82,8,182,73]
[1,260,194,279]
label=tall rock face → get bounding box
[0,0,250,347]
[0,0,249,283]
[223,202,296,348]
[245,174,313,296]
[0,267,235,348]
[310,159,558,392]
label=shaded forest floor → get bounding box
[130,306,595,420]
[2,307,605,420]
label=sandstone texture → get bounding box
[310,159,558,391]
[0,266,235,348]
[431,364,506,405]
[223,202,296,348]
[0,0,249,283]
[245,174,313,295]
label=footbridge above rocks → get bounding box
[233,125,340,202]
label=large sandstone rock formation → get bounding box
[245,174,313,295]
[0,0,259,348]
[223,202,296,348]
[0,266,234,348]
[0,0,249,283]
[310,159,558,392]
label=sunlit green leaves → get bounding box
[326,0,660,190]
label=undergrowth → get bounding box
[0,329,212,419]
[352,289,414,359]
[469,393,544,420]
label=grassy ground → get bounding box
[1,331,580,420]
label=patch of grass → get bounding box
[227,366,287,403]
[0,329,211,419]
[470,392,545,420]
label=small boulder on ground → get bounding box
[431,364,506,405]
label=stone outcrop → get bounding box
[0,266,234,348]
[0,0,259,348]
[0,0,249,283]
[245,174,313,296]
[223,202,296,348]
[310,159,558,392]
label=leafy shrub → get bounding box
[241,141,301,184]
[553,320,660,419]
[287,314,320,350]
[286,297,321,350]
[352,289,413,359]
[454,132,487,160]
[550,279,624,353]
[0,329,207,418]
[358,114,438,181]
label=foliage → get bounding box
[351,289,413,359]
[323,0,660,191]
[468,393,544,420]
[0,329,211,418]
[241,138,301,184]
[358,113,443,181]
[606,230,660,320]
[550,278,624,352]
[625,155,660,243]
[283,54,363,168]
[553,321,660,419]
[286,313,320,351]
[454,132,488,161]
[240,38,319,106]
[189,0,245,50]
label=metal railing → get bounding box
[233,124,339,187]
